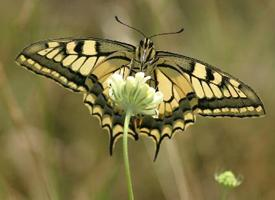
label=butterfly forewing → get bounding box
[16,37,138,154]
[157,51,265,117]
[16,38,135,92]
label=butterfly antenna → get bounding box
[149,28,184,39]
[115,16,147,38]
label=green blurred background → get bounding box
[0,0,274,199]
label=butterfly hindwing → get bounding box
[157,51,265,117]
[130,59,198,159]
[16,37,135,92]
[83,54,138,154]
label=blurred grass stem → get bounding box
[0,62,53,200]
[166,141,191,200]
[123,110,134,200]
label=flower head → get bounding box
[215,170,242,188]
[108,72,163,117]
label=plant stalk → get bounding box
[221,188,229,200]
[123,110,134,200]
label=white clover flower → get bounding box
[215,171,242,188]
[108,72,163,117]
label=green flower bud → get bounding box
[215,171,242,188]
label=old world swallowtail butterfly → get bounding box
[16,17,265,158]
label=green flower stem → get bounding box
[123,110,134,200]
[221,188,229,200]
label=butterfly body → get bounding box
[16,36,265,158]
[131,38,157,76]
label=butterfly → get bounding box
[16,17,265,159]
